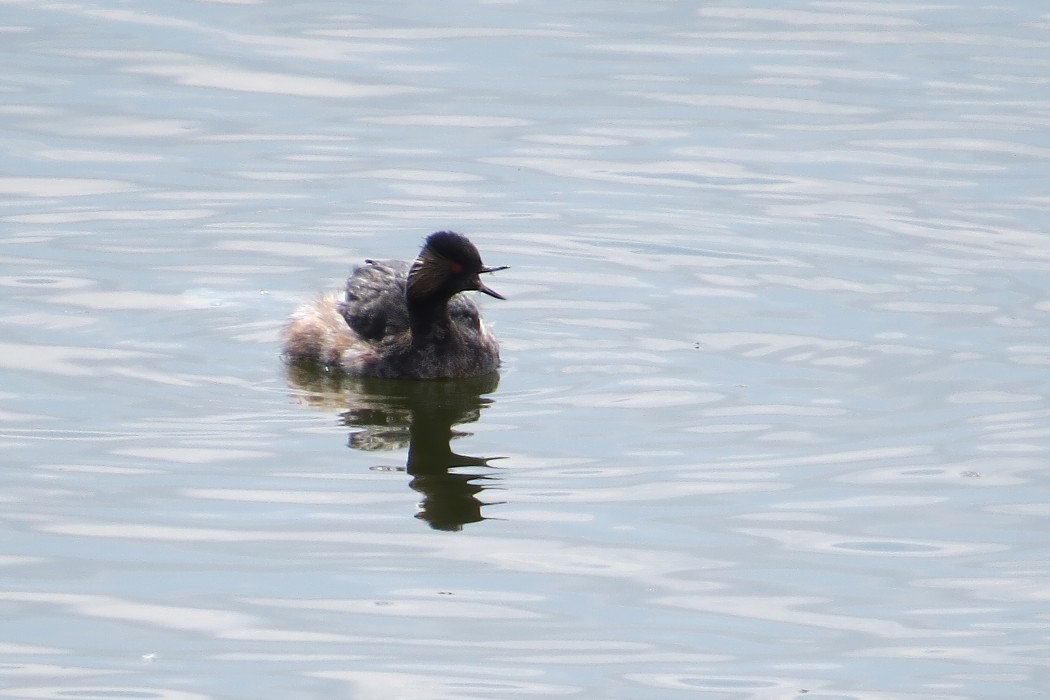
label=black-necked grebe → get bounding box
[282,231,508,379]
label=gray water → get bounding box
[3,1,1050,698]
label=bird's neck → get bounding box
[406,292,453,342]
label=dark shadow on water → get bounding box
[285,362,503,531]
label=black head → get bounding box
[408,231,508,301]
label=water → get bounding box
[2,1,1049,698]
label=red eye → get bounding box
[450,262,464,273]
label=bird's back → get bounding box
[339,259,412,341]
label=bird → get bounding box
[282,231,508,379]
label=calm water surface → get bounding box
[2,1,1049,698]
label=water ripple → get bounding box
[3,1,1049,697]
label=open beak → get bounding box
[477,264,509,299]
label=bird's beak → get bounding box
[477,264,509,299]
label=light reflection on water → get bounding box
[1,0,1050,698]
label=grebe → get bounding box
[282,231,507,379]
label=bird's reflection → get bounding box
[285,363,503,531]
